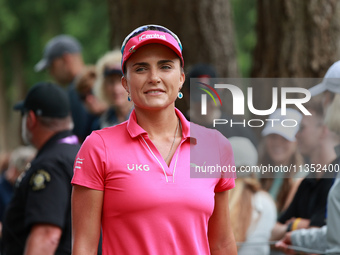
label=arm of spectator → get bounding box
[275,232,296,255]
[276,226,327,254]
[326,178,340,254]
[292,226,327,251]
[208,190,237,255]
[271,222,289,241]
[294,218,310,230]
[271,218,311,241]
[24,224,62,255]
[71,185,103,255]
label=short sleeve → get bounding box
[25,165,70,229]
[214,130,236,193]
[71,132,106,190]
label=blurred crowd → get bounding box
[1,34,340,255]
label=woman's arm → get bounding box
[72,185,103,255]
[208,190,237,255]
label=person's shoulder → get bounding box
[190,122,227,139]
[81,121,129,148]
[91,121,128,137]
[190,122,232,153]
[49,137,80,155]
[254,190,277,214]
[254,190,274,202]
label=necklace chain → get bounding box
[164,118,180,162]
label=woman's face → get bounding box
[122,43,185,112]
[265,134,297,165]
[295,111,323,157]
[104,74,127,108]
[322,91,335,113]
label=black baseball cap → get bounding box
[187,63,218,101]
[103,66,123,77]
[13,82,70,118]
[34,35,82,72]
[187,63,217,79]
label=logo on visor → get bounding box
[139,33,166,42]
[129,46,136,53]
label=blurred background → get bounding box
[1,0,340,152]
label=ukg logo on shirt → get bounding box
[127,164,150,171]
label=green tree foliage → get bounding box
[0,0,110,151]
[0,0,110,90]
[230,0,257,77]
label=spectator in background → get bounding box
[93,50,133,128]
[75,65,108,130]
[270,98,336,241]
[276,60,340,254]
[1,82,80,255]
[35,35,96,142]
[259,108,304,214]
[229,136,276,255]
[0,146,36,222]
[182,63,258,147]
[0,152,10,174]
[0,146,36,250]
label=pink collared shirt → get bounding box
[72,108,235,255]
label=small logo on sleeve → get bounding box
[74,158,84,171]
[30,169,51,191]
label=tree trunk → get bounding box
[252,0,340,78]
[10,44,26,149]
[0,49,7,154]
[107,0,239,77]
[0,45,24,153]
[250,0,340,137]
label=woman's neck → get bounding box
[134,105,179,138]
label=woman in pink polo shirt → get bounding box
[71,25,237,255]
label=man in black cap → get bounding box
[35,35,96,142]
[1,82,80,255]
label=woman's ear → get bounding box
[180,72,185,88]
[121,76,129,93]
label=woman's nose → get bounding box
[148,68,161,84]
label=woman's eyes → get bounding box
[135,67,146,72]
[161,65,172,70]
[135,65,172,72]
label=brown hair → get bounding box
[229,176,261,243]
[94,50,122,104]
[75,65,97,97]
[258,139,304,213]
